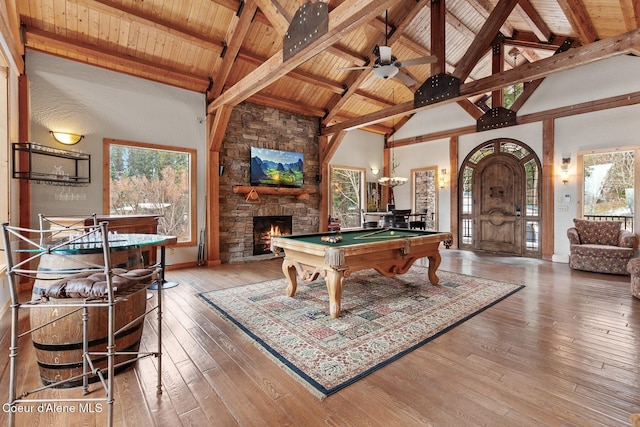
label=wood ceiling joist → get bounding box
[236,51,343,94]
[509,78,544,112]
[90,0,221,53]
[453,0,520,82]
[86,0,368,98]
[208,103,234,152]
[254,0,291,35]
[515,0,552,42]
[465,0,515,37]
[208,0,258,99]
[322,28,640,135]
[0,1,23,71]
[504,32,569,51]
[555,0,598,44]
[431,0,446,81]
[389,89,640,149]
[321,0,430,125]
[620,0,640,31]
[24,28,209,91]
[207,0,404,113]
[248,92,327,117]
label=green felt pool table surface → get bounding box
[280,228,439,246]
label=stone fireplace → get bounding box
[253,215,292,255]
[217,102,321,263]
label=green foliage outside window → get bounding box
[330,167,363,229]
[109,143,194,242]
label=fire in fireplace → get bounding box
[253,215,292,255]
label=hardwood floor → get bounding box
[1,250,639,426]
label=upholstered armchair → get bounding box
[567,219,637,275]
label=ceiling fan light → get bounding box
[374,65,398,79]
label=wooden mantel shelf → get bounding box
[233,186,317,201]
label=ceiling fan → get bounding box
[339,11,437,83]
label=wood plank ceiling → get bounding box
[16,0,640,138]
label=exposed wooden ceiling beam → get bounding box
[254,0,291,35]
[392,89,640,148]
[208,104,234,152]
[620,0,640,31]
[248,92,327,117]
[0,1,24,71]
[555,0,598,44]
[90,0,221,53]
[207,0,403,113]
[24,28,209,92]
[504,32,570,50]
[453,0,520,82]
[322,28,640,135]
[208,0,258,99]
[431,0,446,76]
[510,78,544,112]
[465,0,515,37]
[87,0,367,92]
[515,0,552,42]
[322,0,430,125]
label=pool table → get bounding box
[271,228,453,318]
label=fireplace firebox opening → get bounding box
[253,215,292,255]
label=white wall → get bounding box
[24,51,207,266]
[340,54,640,262]
[21,51,640,268]
[332,129,385,183]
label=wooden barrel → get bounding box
[30,246,148,388]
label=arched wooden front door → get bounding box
[474,153,523,254]
[459,139,542,257]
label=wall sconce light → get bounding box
[439,168,447,189]
[561,157,571,184]
[370,167,379,176]
[50,131,84,145]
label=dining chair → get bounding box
[391,209,411,228]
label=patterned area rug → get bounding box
[198,266,524,399]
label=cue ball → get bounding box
[390,231,395,235]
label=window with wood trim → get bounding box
[578,146,638,231]
[330,165,365,229]
[104,139,197,245]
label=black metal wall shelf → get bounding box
[12,142,91,186]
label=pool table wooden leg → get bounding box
[427,252,442,284]
[325,270,344,318]
[282,259,298,297]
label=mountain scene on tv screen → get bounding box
[251,148,303,187]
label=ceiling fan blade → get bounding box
[378,46,393,64]
[338,66,373,71]
[396,56,438,67]
[393,71,418,87]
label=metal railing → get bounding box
[584,215,634,231]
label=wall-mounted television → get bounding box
[250,147,304,188]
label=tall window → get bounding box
[330,165,364,229]
[579,147,637,231]
[104,139,196,244]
